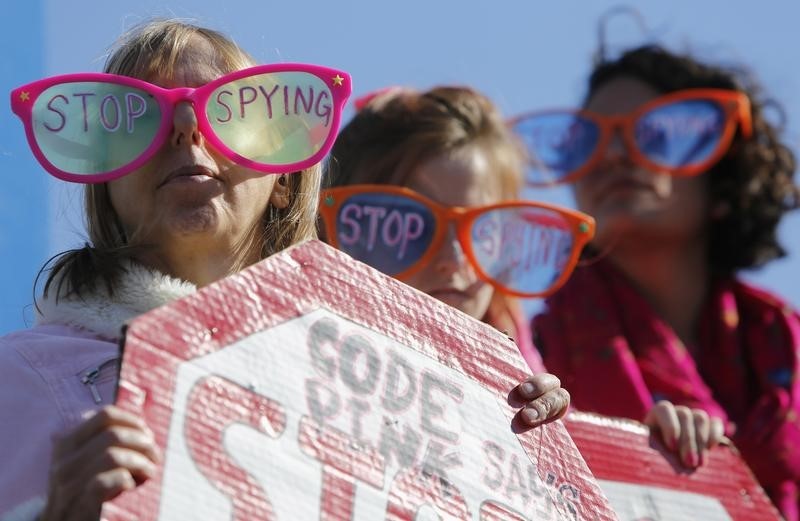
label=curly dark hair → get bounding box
[587,45,799,274]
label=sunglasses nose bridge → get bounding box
[172,87,194,99]
[602,116,631,157]
[431,212,473,268]
[173,88,198,112]
[442,208,470,248]
[607,116,627,137]
[164,88,198,115]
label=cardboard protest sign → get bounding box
[563,412,781,521]
[103,240,615,520]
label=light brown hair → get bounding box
[326,86,524,197]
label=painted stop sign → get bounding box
[102,240,615,520]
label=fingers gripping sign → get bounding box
[509,374,571,433]
[42,406,159,521]
[644,400,729,469]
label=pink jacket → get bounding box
[0,263,195,520]
[0,325,119,516]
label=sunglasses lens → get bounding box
[329,192,436,276]
[207,71,335,167]
[470,206,576,295]
[636,99,725,170]
[31,82,161,176]
[512,112,599,185]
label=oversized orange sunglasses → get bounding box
[510,88,753,186]
[319,185,595,298]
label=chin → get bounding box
[433,292,468,309]
[164,205,221,237]
[443,297,483,320]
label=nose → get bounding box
[171,102,203,147]
[603,122,629,161]
[431,226,470,276]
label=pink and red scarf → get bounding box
[534,260,800,520]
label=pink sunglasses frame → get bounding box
[11,63,352,183]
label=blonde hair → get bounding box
[43,19,320,299]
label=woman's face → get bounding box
[108,36,286,263]
[402,147,501,320]
[573,76,709,248]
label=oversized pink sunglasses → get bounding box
[11,63,352,183]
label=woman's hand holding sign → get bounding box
[41,406,159,521]
[645,400,728,469]
[508,373,571,432]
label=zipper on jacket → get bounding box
[80,357,119,404]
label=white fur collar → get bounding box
[35,262,196,340]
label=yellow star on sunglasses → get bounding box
[19,91,30,102]
[332,75,344,87]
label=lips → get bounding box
[158,165,220,188]
[428,288,469,299]
[426,282,482,303]
[603,178,653,193]
[591,171,657,204]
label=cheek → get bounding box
[462,284,494,319]
[402,265,434,291]
[672,178,710,221]
[651,173,674,199]
[475,284,494,306]
[226,175,275,218]
[107,178,138,226]
[677,176,707,200]
[238,172,275,198]
[105,164,161,235]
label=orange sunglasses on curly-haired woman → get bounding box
[510,88,753,186]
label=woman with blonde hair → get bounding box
[0,21,568,520]
[0,19,348,520]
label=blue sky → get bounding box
[2,0,800,334]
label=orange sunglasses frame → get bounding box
[319,185,596,298]
[510,88,753,186]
